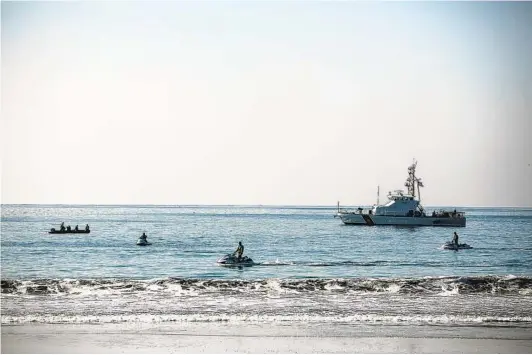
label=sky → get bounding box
[1,1,531,207]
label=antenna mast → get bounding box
[404,159,424,201]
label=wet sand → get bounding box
[2,323,532,353]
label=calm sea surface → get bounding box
[1,205,531,327]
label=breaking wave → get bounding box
[2,275,531,296]
[3,313,532,325]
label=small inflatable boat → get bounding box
[49,228,90,234]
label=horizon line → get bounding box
[1,203,532,209]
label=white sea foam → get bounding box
[385,283,402,293]
[3,313,531,325]
[3,276,531,296]
[439,285,460,296]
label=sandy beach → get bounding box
[2,323,532,354]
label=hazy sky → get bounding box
[2,1,531,207]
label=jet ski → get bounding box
[442,241,472,250]
[136,237,151,246]
[217,254,254,266]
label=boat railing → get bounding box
[377,211,410,217]
[430,210,465,218]
[337,208,371,215]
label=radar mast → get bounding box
[404,159,424,201]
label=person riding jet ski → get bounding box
[452,232,459,248]
[442,231,472,250]
[217,241,253,266]
[233,241,244,261]
[136,232,150,246]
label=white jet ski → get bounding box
[136,237,151,246]
[442,241,472,250]
[217,254,254,266]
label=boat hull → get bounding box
[49,230,90,234]
[337,213,466,227]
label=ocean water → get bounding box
[1,205,531,327]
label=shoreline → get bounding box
[2,323,532,353]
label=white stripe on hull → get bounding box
[338,214,466,227]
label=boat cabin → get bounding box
[372,190,425,217]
